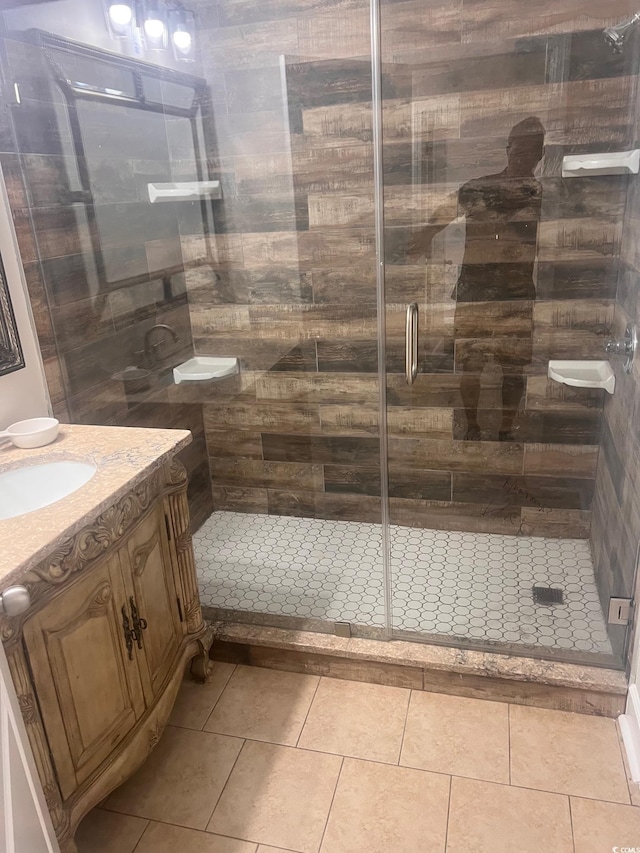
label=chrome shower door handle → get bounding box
[405,302,419,385]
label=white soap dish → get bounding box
[173,356,239,384]
[148,181,222,203]
[548,360,615,394]
[562,150,640,177]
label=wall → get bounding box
[2,0,639,542]
[185,0,635,534]
[0,162,49,426]
[0,11,213,528]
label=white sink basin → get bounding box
[0,461,97,521]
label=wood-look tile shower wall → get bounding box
[188,0,635,534]
[0,33,213,529]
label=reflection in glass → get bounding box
[410,118,545,442]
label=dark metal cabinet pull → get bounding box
[121,605,134,660]
[129,596,148,649]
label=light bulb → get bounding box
[144,17,166,40]
[172,29,191,51]
[107,3,133,35]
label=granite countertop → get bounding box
[0,423,191,588]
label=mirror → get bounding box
[0,254,25,377]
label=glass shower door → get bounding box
[378,4,629,665]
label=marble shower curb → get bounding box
[209,621,629,718]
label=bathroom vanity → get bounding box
[0,425,213,853]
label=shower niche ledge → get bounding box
[548,360,615,394]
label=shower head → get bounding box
[604,12,640,53]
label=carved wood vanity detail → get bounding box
[1,458,213,853]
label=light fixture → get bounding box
[142,0,168,50]
[105,1,134,37]
[170,7,195,61]
[105,0,196,57]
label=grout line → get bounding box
[129,819,151,853]
[295,674,322,748]
[200,663,237,732]
[202,737,247,832]
[442,773,632,808]
[317,756,344,853]
[443,774,453,853]
[568,795,576,853]
[397,687,412,765]
[135,820,261,847]
[102,737,635,838]
[202,828,261,847]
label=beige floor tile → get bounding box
[75,808,148,853]
[400,691,509,783]
[510,705,630,803]
[447,776,573,853]
[257,848,297,852]
[321,757,450,853]
[571,796,640,852]
[203,665,319,745]
[170,663,236,730]
[136,821,257,852]
[208,740,342,853]
[297,677,410,763]
[105,725,243,829]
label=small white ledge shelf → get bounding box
[548,360,615,394]
[173,356,239,384]
[148,181,221,203]
[562,150,640,178]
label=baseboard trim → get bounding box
[620,684,640,782]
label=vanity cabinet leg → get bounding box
[189,622,215,683]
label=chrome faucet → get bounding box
[605,324,637,374]
[605,339,633,355]
[143,324,180,366]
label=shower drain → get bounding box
[532,585,564,605]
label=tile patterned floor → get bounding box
[79,663,640,853]
[194,511,613,656]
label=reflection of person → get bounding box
[410,117,545,441]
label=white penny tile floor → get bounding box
[194,511,612,656]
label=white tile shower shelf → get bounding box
[173,356,238,384]
[548,360,615,394]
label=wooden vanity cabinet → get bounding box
[1,459,213,853]
[23,551,146,801]
[121,507,184,705]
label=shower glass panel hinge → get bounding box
[334,622,352,638]
[608,597,633,626]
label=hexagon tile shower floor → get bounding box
[194,511,611,656]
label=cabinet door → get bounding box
[123,507,183,704]
[23,555,145,800]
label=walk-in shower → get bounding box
[2,0,640,673]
